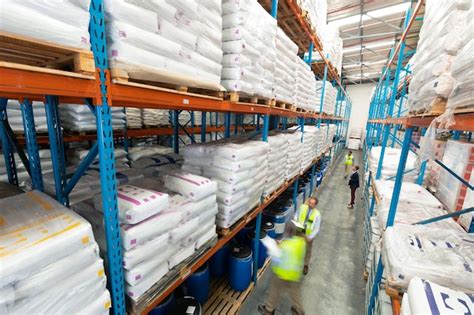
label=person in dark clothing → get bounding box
[348,165,360,209]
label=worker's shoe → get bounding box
[257,305,275,315]
[303,265,309,275]
[290,306,305,315]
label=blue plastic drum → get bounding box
[185,263,210,305]
[264,207,290,239]
[237,221,255,245]
[210,243,229,277]
[262,221,276,239]
[247,230,268,269]
[228,244,252,292]
[149,293,175,315]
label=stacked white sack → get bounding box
[374,180,465,233]
[368,147,418,182]
[131,152,183,178]
[294,58,318,111]
[408,0,471,113]
[128,146,175,162]
[126,108,142,129]
[106,0,223,90]
[0,150,54,186]
[286,130,304,179]
[318,124,330,152]
[6,100,47,133]
[221,0,277,99]
[182,138,269,228]
[435,140,474,212]
[321,25,343,75]
[71,147,129,168]
[262,132,289,196]
[297,0,328,43]
[0,191,111,314]
[339,99,347,117]
[382,224,474,292]
[292,126,318,172]
[59,104,126,132]
[275,27,299,104]
[0,0,90,49]
[316,81,337,115]
[403,278,474,315]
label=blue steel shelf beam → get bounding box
[0,98,18,185]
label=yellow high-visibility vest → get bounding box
[298,204,321,237]
[345,154,354,165]
[271,236,306,282]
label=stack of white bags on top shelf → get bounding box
[106,0,223,90]
[0,0,91,50]
[368,147,418,182]
[0,191,111,314]
[126,108,142,129]
[263,132,289,196]
[59,104,126,132]
[316,81,337,115]
[75,171,218,302]
[182,138,268,228]
[221,0,276,99]
[297,0,328,42]
[0,150,53,186]
[408,0,472,113]
[286,130,304,179]
[402,278,474,315]
[6,100,47,133]
[298,126,319,172]
[321,25,343,75]
[275,27,299,104]
[294,58,318,111]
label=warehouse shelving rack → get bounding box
[0,1,352,313]
[363,1,474,314]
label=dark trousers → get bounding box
[350,187,358,205]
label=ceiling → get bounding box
[327,0,423,85]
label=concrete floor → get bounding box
[239,150,366,315]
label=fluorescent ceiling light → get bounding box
[330,2,411,27]
[343,40,394,53]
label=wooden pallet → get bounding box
[454,104,474,114]
[128,238,217,315]
[225,91,275,106]
[0,31,95,74]
[273,100,296,111]
[216,208,259,237]
[203,259,271,315]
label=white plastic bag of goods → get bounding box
[180,48,222,76]
[169,217,201,244]
[185,195,218,220]
[0,191,96,287]
[218,196,250,217]
[218,177,254,194]
[13,244,100,301]
[181,164,202,175]
[157,18,197,50]
[104,0,158,32]
[221,54,253,68]
[107,20,181,58]
[125,0,177,23]
[222,11,252,29]
[94,185,169,224]
[163,171,218,201]
[221,80,254,94]
[198,3,222,30]
[203,167,253,185]
[10,258,107,314]
[383,224,474,292]
[198,205,219,226]
[196,37,223,63]
[0,1,90,49]
[407,277,474,314]
[121,210,182,250]
[78,290,111,315]
[0,285,15,311]
[222,0,253,15]
[109,41,166,69]
[125,247,173,286]
[217,189,247,206]
[122,232,170,270]
[222,38,260,55]
[126,264,168,301]
[168,243,196,269]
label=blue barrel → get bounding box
[149,293,175,315]
[262,221,276,239]
[228,244,252,292]
[237,221,255,245]
[210,243,229,277]
[170,297,202,315]
[185,263,210,305]
[247,230,268,269]
[264,207,290,239]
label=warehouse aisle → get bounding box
[240,150,366,315]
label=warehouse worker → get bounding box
[297,196,321,275]
[258,221,306,315]
[344,151,354,178]
[348,165,360,209]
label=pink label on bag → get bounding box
[131,239,137,245]
[112,50,119,57]
[118,193,141,205]
[135,274,142,280]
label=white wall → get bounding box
[346,83,375,143]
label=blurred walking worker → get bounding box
[348,165,360,209]
[344,151,354,178]
[296,196,321,275]
[258,221,307,315]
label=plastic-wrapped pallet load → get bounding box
[321,25,343,75]
[382,224,474,292]
[1,150,54,187]
[274,27,298,104]
[59,104,126,132]
[106,0,223,90]
[316,81,337,115]
[128,145,175,162]
[0,0,91,49]
[6,100,47,133]
[293,126,319,172]
[368,147,418,182]
[221,0,277,99]
[401,277,474,315]
[435,140,474,213]
[285,130,303,180]
[261,132,289,196]
[294,58,318,111]
[0,191,111,314]
[126,107,142,129]
[183,137,269,228]
[408,0,472,114]
[297,0,327,44]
